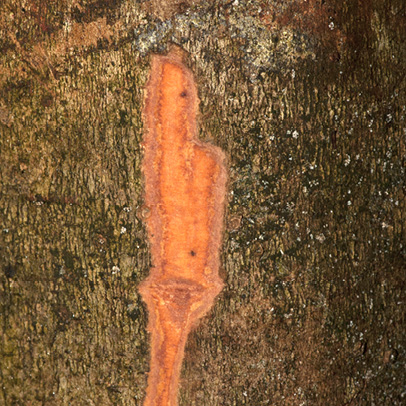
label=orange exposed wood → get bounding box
[138,48,227,406]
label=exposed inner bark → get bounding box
[139,48,227,406]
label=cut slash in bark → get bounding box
[139,47,227,406]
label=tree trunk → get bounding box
[1,1,405,405]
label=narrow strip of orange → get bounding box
[139,48,227,406]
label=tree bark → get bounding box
[1,1,405,405]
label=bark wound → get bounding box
[139,49,227,406]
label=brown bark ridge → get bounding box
[138,47,227,406]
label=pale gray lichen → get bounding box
[134,20,173,54]
[132,3,314,77]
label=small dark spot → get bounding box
[180,91,187,98]
[331,130,337,149]
[362,341,368,355]
[190,250,196,256]
[119,109,128,125]
[129,307,141,321]
[4,264,17,278]
[41,94,53,108]
[63,250,75,270]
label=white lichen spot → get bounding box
[120,226,127,234]
[316,233,326,243]
[112,265,120,274]
[63,18,72,34]
[292,130,299,139]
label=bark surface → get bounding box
[1,1,405,405]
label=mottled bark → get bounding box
[1,1,405,405]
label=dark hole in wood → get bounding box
[190,250,196,256]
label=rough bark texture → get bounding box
[1,1,405,405]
